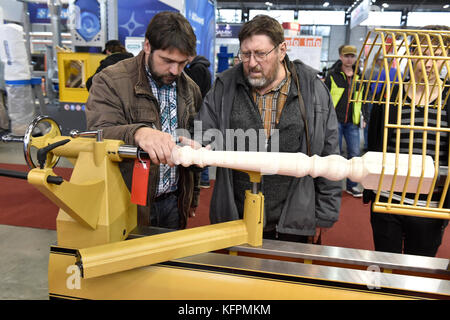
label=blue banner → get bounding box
[28,3,68,24]
[117,0,178,45]
[216,24,241,38]
[117,0,215,76]
[74,0,101,42]
[185,0,215,77]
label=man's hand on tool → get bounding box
[178,136,211,150]
[134,127,176,166]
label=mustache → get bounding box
[248,66,262,74]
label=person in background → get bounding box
[363,55,402,152]
[233,55,240,66]
[364,25,450,257]
[86,40,134,91]
[196,15,341,243]
[325,45,364,198]
[0,60,9,137]
[86,12,202,229]
[184,55,212,188]
[0,95,8,137]
[362,55,383,152]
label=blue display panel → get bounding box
[117,0,215,76]
[74,0,101,42]
[117,0,177,45]
[27,3,68,23]
[185,0,216,77]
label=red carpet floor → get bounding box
[1,163,449,258]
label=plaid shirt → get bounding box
[252,62,291,140]
[145,66,179,196]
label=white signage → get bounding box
[125,37,145,57]
[351,0,370,29]
[285,36,323,70]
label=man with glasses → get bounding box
[86,12,202,229]
[196,15,341,243]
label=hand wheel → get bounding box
[23,115,62,169]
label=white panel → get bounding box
[159,0,184,13]
[407,12,450,27]
[298,10,345,25]
[249,10,295,23]
[0,0,23,23]
[107,0,118,40]
[360,11,401,26]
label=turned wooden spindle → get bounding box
[171,146,435,194]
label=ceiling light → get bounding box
[323,2,330,7]
[382,3,389,8]
[444,4,450,9]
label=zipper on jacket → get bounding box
[275,223,278,239]
[344,74,352,123]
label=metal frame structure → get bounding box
[352,27,450,220]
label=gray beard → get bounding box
[246,63,279,89]
[247,76,268,88]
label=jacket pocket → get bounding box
[277,177,316,236]
[131,100,158,127]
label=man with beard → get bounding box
[196,15,341,243]
[86,12,202,229]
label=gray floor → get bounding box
[0,140,58,300]
[0,225,56,300]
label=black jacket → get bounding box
[184,55,212,98]
[324,60,365,124]
[363,84,450,209]
[196,56,342,236]
[86,52,134,91]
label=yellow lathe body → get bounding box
[49,227,450,300]
[2,115,449,300]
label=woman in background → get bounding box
[364,25,450,257]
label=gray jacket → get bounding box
[196,57,342,236]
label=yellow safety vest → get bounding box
[330,73,362,125]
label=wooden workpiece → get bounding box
[172,146,435,194]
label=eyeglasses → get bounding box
[238,44,279,62]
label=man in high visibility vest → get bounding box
[325,45,364,197]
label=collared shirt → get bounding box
[145,65,179,197]
[252,62,291,139]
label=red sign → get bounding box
[282,22,301,32]
[285,37,322,48]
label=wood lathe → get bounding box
[1,115,449,299]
